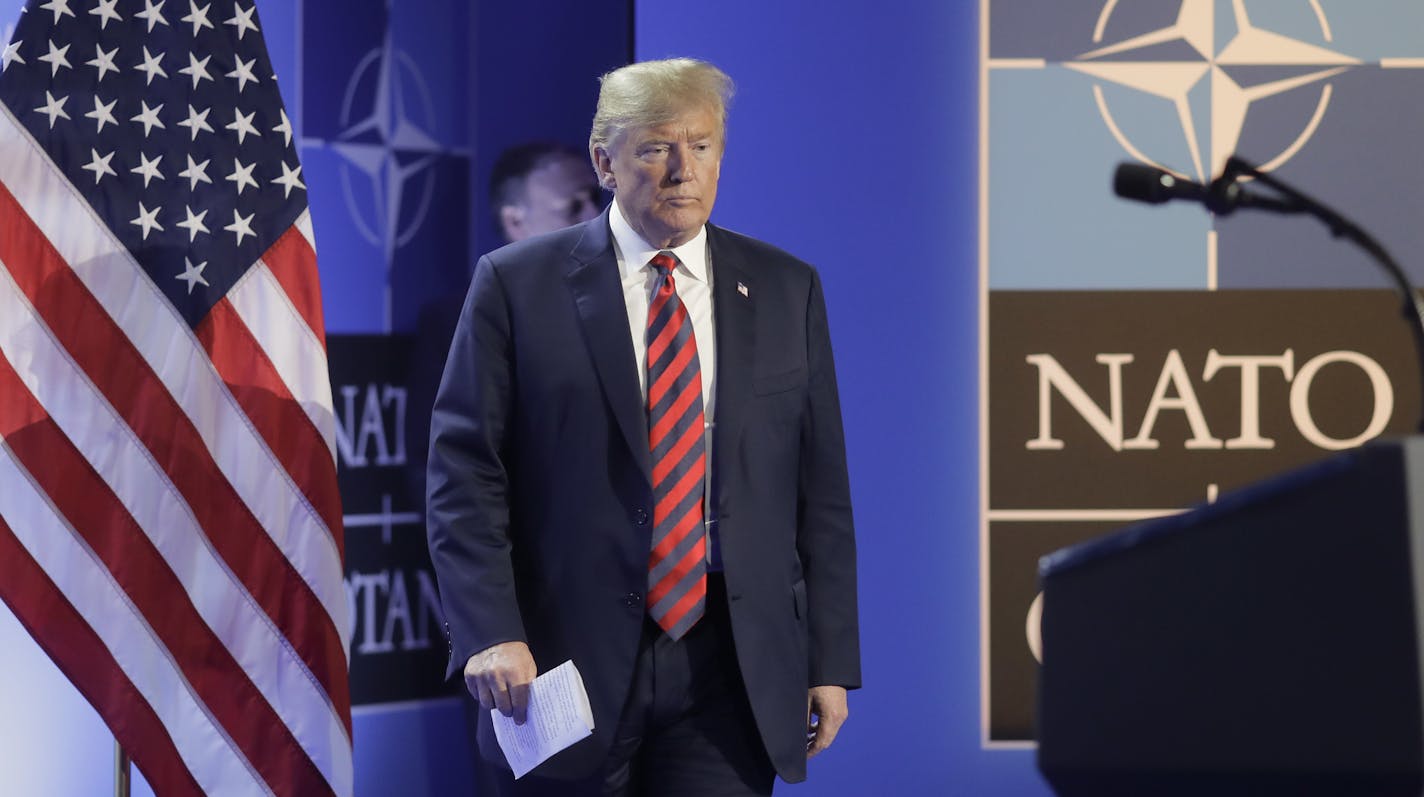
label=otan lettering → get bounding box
[335,383,409,468]
[346,568,445,655]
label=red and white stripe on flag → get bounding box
[0,1,352,795]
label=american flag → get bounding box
[0,1,352,795]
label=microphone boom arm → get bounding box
[1220,156,1424,434]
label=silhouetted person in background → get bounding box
[489,142,602,244]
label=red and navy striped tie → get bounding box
[645,251,707,640]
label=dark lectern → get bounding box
[1037,438,1424,796]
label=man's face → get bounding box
[501,155,601,242]
[595,105,722,249]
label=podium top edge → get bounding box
[1035,437,1424,581]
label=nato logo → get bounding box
[986,0,1424,291]
[299,0,469,333]
[1069,0,1354,184]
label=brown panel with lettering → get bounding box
[985,289,1423,741]
[990,290,1421,510]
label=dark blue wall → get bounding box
[470,0,631,258]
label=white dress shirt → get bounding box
[609,198,716,410]
[609,199,721,565]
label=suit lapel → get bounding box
[709,225,756,517]
[566,212,652,482]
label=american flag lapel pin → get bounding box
[737,281,749,298]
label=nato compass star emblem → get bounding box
[328,26,444,264]
[1067,0,1356,183]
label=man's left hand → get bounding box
[806,685,849,758]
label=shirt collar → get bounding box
[610,197,710,285]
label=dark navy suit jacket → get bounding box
[426,209,860,783]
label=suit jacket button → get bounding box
[633,509,649,525]
[624,592,642,608]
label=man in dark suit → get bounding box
[427,57,859,796]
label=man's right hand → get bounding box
[465,641,537,724]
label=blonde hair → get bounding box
[589,58,735,165]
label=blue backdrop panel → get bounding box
[637,3,1050,795]
[469,0,629,258]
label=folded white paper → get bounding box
[489,659,595,779]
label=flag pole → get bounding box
[114,740,131,797]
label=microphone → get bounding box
[1113,163,1205,205]
[1113,161,1300,216]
